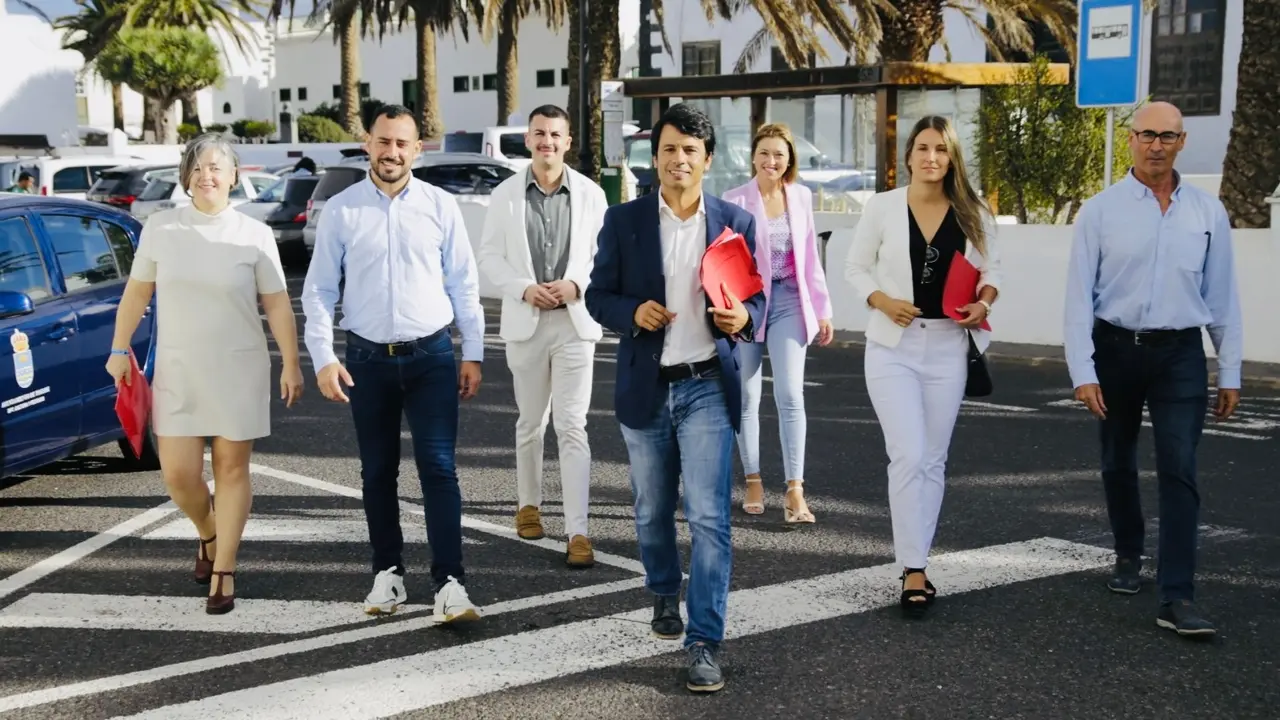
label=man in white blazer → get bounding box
[477,104,608,568]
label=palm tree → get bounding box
[1219,0,1280,228]
[481,0,566,125]
[874,0,1076,63]
[392,0,484,141]
[55,0,129,131]
[267,0,389,140]
[12,1,52,21]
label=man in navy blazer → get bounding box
[585,103,765,694]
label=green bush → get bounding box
[298,114,354,142]
[206,123,228,133]
[177,123,200,142]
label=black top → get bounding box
[908,206,967,319]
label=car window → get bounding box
[311,168,363,202]
[41,214,121,291]
[443,133,482,153]
[626,137,652,169]
[413,163,515,195]
[52,167,90,194]
[284,177,320,205]
[229,179,249,200]
[100,220,135,276]
[256,177,286,202]
[498,133,531,159]
[248,175,277,194]
[139,178,177,201]
[0,217,53,302]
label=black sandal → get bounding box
[900,568,930,618]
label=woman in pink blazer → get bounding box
[721,122,834,524]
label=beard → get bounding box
[373,158,408,183]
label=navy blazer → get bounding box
[585,191,766,432]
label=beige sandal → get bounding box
[742,477,765,515]
[784,486,815,524]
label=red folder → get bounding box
[700,227,764,310]
[114,349,152,457]
[942,251,992,331]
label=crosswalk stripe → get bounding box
[104,537,1113,719]
[142,516,484,545]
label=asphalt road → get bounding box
[1,273,1278,719]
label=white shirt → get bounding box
[657,192,717,366]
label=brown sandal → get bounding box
[206,570,235,615]
[194,535,216,584]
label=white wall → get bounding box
[0,4,84,146]
[815,213,1280,364]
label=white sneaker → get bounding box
[432,575,479,624]
[364,566,407,615]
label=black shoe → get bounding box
[651,594,683,640]
[686,642,724,693]
[1157,600,1216,638]
[1107,557,1142,594]
[899,568,930,618]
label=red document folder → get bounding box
[700,227,764,310]
[114,349,152,457]
[942,251,992,331]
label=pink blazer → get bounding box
[721,177,832,343]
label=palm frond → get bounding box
[732,26,770,74]
[943,0,1078,64]
[697,0,890,73]
[14,0,53,24]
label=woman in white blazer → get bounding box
[844,115,1001,618]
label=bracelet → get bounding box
[110,348,130,356]
[978,299,992,314]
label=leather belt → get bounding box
[658,358,719,382]
[346,328,447,357]
[1094,319,1198,346]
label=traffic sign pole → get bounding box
[1075,0,1143,187]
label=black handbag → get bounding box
[964,330,992,397]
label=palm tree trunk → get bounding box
[339,18,365,138]
[565,0,580,151]
[415,14,443,141]
[877,0,945,61]
[153,99,177,145]
[111,83,125,132]
[180,92,202,131]
[581,0,619,182]
[1219,0,1280,228]
[496,0,519,125]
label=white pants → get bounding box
[505,309,595,538]
[864,318,969,569]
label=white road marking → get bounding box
[961,400,1038,413]
[0,593,430,634]
[106,537,1113,719]
[0,576,648,714]
[142,516,483,545]
[0,501,179,602]
[1041,399,1275,440]
[236,459,647,575]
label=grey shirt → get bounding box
[524,167,572,285]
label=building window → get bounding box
[453,76,469,93]
[681,41,720,76]
[402,79,417,112]
[359,82,370,99]
[482,74,498,91]
[222,102,232,114]
[1149,0,1225,116]
[535,70,556,88]
[561,68,569,86]
[298,87,308,101]
[279,88,291,102]
[333,84,341,99]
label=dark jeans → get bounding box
[1093,321,1208,604]
[346,329,464,591]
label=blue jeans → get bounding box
[619,371,735,648]
[737,276,809,481]
[1093,321,1208,604]
[346,329,465,592]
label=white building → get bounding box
[2,0,1242,176]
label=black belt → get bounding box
[658,358,719,382]
[1094,319,1198,346]
[346,328,447,357]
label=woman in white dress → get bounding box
[105,134,304,615]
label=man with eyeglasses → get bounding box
[1063,101,1242,639]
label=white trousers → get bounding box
[864,318,969,569]
[505,309,595,538]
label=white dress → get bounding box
[130,204,288,441]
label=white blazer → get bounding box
[844,186,1002,353]
[477,166,606,343]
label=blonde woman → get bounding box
[105,133,304,615]
[722,123,833,523]
[844,115,1000,617]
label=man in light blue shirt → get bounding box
[301,104,484,624]
[1064,101,1242,639]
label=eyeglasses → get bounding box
[921,244,939,284]
[1132,129,1183,145]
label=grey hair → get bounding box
[179,133,240,197]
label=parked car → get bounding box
[130,170,279,224]
[85,164,179,213]
[0,193,158,477]
[236,173,321,266]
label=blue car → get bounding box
[0,194,158,477]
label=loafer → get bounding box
[1107,557,1142,594]
[1157,600,1216,637]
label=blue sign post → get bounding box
[1076,0,1143,186]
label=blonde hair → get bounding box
[904,115,990,255]
[749,123,800,185]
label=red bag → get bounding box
[700,227,764,310]
[114,349,152,457]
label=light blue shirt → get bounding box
[301,174,485,372]
[1064,170,1243,389]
